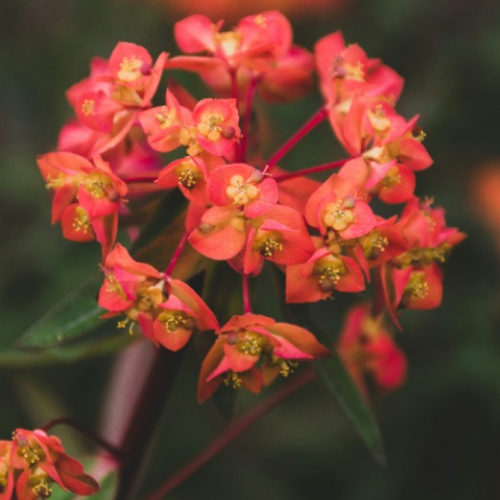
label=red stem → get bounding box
[242,274,252,314]
[266,107,328,170]
[142,367,315,500]
[272,158,350,183]
[238,77,259,163]
[41,417,124,461]
[165,232,189,277]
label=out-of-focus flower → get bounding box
[337,303,406,396]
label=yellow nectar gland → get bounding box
[254,14,267,26]
[215,30,242,57]
[226,175,259,205]
[323,200,356,232]
[45,173,64,190]
[81,99,94,116]
[158,311,196,332]
[15,439,43,466]
[404,272,429,301]
[396,243,451,267]
[72,206,92,234]
[381,166,401,188]
[29,470,52,500]
[259,237,283,258]
[367,105,392,134]
[125,280,165,322]
[314,256,346,293]
[155,106,177,130]
[84,171,113,199]
[197,113,224,142]
[118,56,143,82]
[362,231,389,260]
[179,126,204,156]
[176,162,200,190]
[279,359,298,378]
[227,330,267,356]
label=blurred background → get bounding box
[1,0,500,499]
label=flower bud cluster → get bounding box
[36,11,463,399]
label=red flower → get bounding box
[7,429,99,500]
[337,303,407,395]
[198,314,330,402]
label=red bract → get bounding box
[208,163,277,217]
[243,204,315,275]
[99,244,218,350]
[66,43,167,157]
[315,31,403,109]
[156,156,216,207]
[337,304,406,395]
[149,279,220,351]
[198,314,330,402]
[286,244,365,303]
[305,168,377,239]
[37,152,128,258]
[6,429,99,500]
[139,88,194,153]
[168,12,313,103]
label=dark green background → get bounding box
[1,0,500,499]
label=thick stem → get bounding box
[41,417,123,460]
[142,367,315,500]
[272,158,350,183]
[266,107,328,170]
[165,231,189,277]
[242,274,252,314]
[115,348,183,500]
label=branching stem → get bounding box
[272,158,350,183]
[266,107,328,170]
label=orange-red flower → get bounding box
[0,429,99,500]
[198,314,330,402]
[337,303,406,395]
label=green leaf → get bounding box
[1,330,135,368]
[315,352,386,466]
[14,188,202,354]
[15,274,104,349]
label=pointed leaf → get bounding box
[315,352,386,465]
[15,274,104,349]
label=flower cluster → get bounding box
[37,11,463,401]
[0,429,98,500]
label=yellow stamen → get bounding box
[81,99,94,116]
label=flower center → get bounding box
[259,237,283,258]
[315,256,346,292]
[226,175,259,205]
[81,99,94,116]
[155,106,177,130]
[323,199,356,232]
[72,206,92,234]
[118,56,143,82]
